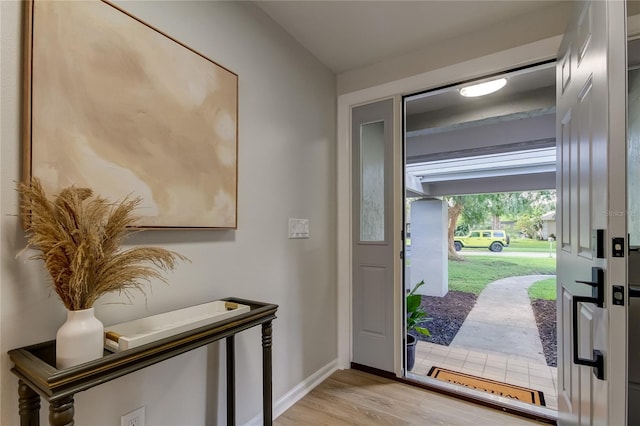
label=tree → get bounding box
[447,199,464,260]
[446,194,497,259]
[516,213,543,239]
[514,191,556,239]
[446,191,556,259]
[446,195,490,260]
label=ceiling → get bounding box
[255,1,564,74]
[254,0,561,197]
[405,63,556,116]
[402,58,557,196]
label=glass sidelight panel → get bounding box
[360,121,385,242]
[629,64,640,246]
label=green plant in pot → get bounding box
[406,280,430,372]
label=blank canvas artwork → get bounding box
[24,0,238,228]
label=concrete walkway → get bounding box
[450,275,555,364]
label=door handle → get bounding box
[572,266,605,380]
[574,266,605,307]
[629,285,640,298]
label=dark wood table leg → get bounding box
[262,321,273,426]
[49,396,74,426]
[226,335,235,426]
[18,380,40,426]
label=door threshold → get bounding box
[406,371,557,424]
[350,363,557,424]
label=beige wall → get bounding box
[0,1,336,424]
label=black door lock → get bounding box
[613,237,625,257]
[613,285,624,306]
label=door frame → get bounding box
[338,15,640,375]
[337,35,563,373]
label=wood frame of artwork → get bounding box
[23,0,238,229]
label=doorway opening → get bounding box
[403,63,558,417]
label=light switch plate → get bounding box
[288,218,309,239]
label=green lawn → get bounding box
[507,238,556,253]
[448,256,556,294]
[528,277,557,300]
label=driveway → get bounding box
[460,250,556,258]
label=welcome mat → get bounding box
[427,366,546,406]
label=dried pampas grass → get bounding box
[18,178,189,310]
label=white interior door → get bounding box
[352,99,395,373]
[556,1,627,425]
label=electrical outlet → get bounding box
[121,406,145,426]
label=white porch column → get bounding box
[408,198,448,297]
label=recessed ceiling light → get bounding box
[459,78,507,97]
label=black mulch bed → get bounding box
[413,291,558,368]
[531,299,557,367]
[414,291,477,346]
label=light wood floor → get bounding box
[275,369,549,425]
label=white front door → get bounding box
[556,1,627,425]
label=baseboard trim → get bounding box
[244,358,339,426]
[351,362,396,379]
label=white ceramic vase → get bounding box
[56,307,104,369]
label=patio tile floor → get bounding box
[414,340,558,411]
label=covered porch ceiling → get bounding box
[405,63,556,197]
[407,146,555,183]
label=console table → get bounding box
[8,297,278,426]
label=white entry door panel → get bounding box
[352,99,395,373]
[556,1,627,425]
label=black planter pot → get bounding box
[406,334,417,371]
